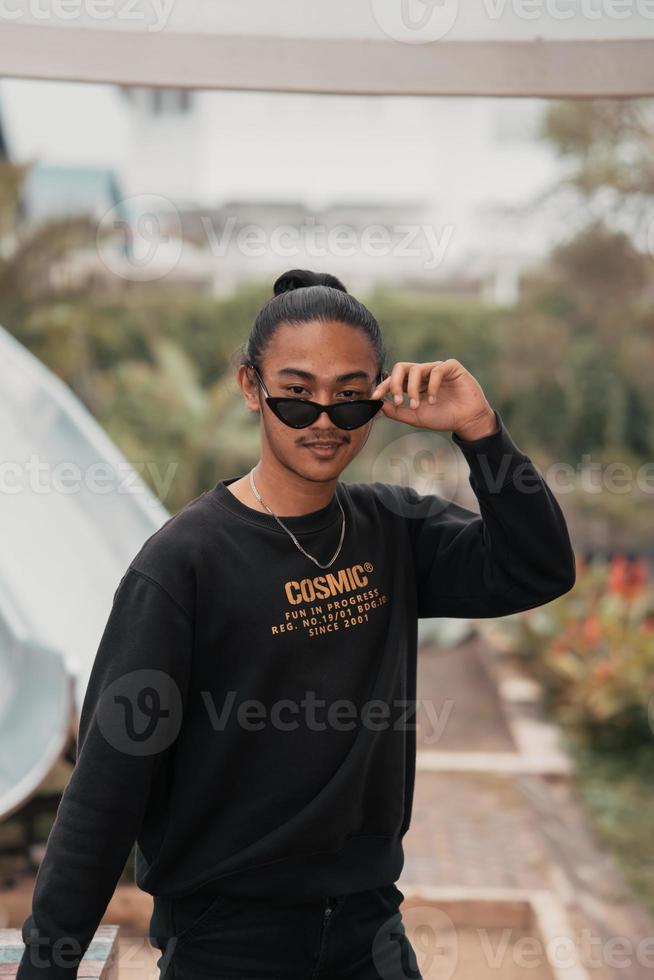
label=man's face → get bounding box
[242,319,381,483]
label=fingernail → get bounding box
[410,398,417,409]
[428,395,435,404]
[394,394,402,404]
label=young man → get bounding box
[17,269,575,980]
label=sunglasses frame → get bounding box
[246,363,386,431]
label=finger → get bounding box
[407,363,429,409]
[388,362,411,406]
[372,383,395,403]
[370,372,391,399]
[426,361,446,404]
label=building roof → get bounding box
[20,162,124,225]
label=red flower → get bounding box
[581,615,601,648]
[594,661,614,681]
[627,558,649,600]
[608,554,629,596]
[607,556,650,600]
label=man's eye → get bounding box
[284,386,362,399]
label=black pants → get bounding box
[149,883,423,979]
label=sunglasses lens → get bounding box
[275,401,319,428]
[330,402,380,430]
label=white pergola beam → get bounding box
[0,25,654,96]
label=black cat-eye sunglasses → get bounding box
[247,363,387,431]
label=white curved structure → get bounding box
[0,324,169,818]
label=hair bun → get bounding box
[273,269,348,296]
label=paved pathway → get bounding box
[402,632,654,980]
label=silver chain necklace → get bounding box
[248,467,345,569]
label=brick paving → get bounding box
[416,636,515,752]
[402,633,654,980]
[409,633,549,891]
[404,770,552,890]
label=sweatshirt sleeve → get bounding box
[402,408,576,619]
[16,567,194,980]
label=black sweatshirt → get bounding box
[17,409,575,978]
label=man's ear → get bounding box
[240,365,261,412]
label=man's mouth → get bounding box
[302,442,344,456]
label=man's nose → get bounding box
[314,407,333,423]
[310,412,340,436]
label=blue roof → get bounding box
[20,163,126,224]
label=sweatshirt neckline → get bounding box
[209,477,345,533]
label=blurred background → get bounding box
[1,4,653,979]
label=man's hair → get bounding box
[237,268,387,380]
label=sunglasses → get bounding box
[247,363,386,431]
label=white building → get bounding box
[0,80,565,302]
